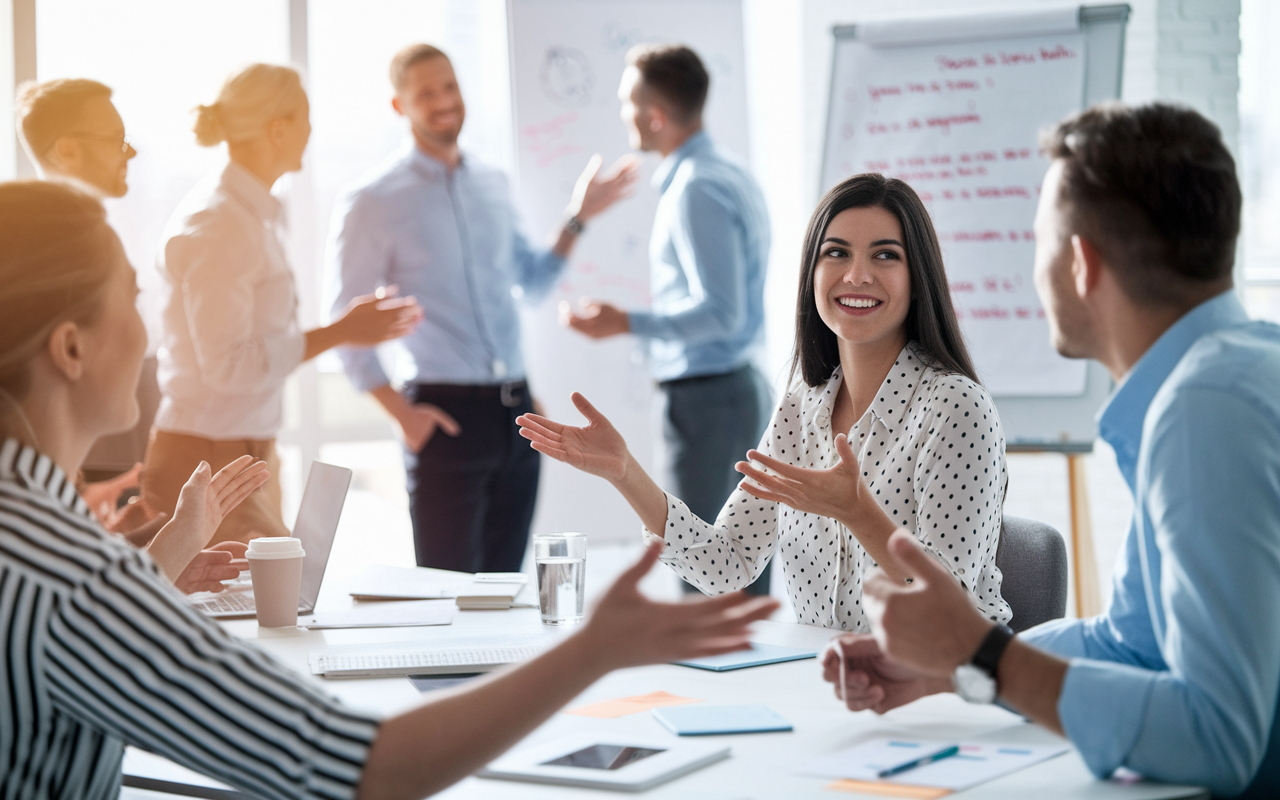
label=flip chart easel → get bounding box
[821,5,1130,618]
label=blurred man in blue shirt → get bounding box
[564,44,773,596]
[823,103,1280,798]
[327,44,636,572]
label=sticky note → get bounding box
[563,691,702,719]
[825,779,951,798]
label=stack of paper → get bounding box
[348,565,532,610]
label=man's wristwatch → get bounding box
[565,214,586,235]
[952,624,1015,704]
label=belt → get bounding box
[658,363,753,389]
[410,380,529,408]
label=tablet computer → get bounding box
[478,733,729,792]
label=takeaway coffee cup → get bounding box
[246,537,305,627]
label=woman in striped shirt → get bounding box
[0,180,777,799]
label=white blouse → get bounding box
[648,343,1011,631]
[154,161,305,440]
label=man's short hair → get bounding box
[626,44,709,124]
[1041,102,1241,306]
[14,78,112,167]
[390,43,450,92]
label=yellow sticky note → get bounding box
[825,779,951,799]
[563,691,702,719]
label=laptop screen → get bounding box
[293,462,351,609]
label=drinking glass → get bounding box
[533,532,587,625]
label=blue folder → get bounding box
[672,642,817,671]
[653,703,793,736]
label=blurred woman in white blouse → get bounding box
[144,64,422,544]
[518,174,1012,631]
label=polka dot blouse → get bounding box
[646,343,1011,632]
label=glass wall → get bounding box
[1240,0,1280,320]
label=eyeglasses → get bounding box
[49,133,133,155]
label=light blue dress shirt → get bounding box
[1021,291,1280,798]
[627,131,770,382]
[326,143,566,391]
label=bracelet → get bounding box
[565,214,586,235]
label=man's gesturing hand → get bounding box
[863,531,994,677]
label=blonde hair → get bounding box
[0,181,121,440]
[193,64,306,147]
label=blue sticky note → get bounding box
[673,642,817,671]
[653,704,793,736]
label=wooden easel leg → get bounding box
[1067,453,1102,618]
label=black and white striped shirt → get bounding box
[0,439,380,799]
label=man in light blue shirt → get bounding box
[564,44,773,596]
[327,44,635,572]
[823,103,1280,798]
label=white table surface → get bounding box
[114,601,1209,800]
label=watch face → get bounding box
[953,664,997,704]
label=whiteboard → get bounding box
[508,0,751,537]
[821,5,1129,449]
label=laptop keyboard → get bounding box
[191,588,256,614]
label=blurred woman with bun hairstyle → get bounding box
[143,64,423,544]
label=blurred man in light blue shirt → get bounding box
[327,44,636,572]
[823,103,1280,798]
[564,44,773,596]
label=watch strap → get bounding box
[971,623,1015,681]
[565,215,586,235]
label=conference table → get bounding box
[124,588,1208,800]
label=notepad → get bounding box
[308,633,551,678]
[653,703,792,736]
[673,642,817,671]
[348,564,530,609]
[300,599,456,629]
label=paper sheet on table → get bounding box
[300,599,456,629]
[563,691,702,719]
[802,738,1069,790]
[348,564,524,602]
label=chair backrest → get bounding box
[995,516,1069,633]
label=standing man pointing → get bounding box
[328,44,637,573]
[563,44,773,596]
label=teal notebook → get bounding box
[653,704,793,736]
[673,642,817,671]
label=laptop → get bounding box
[188,461,352,620]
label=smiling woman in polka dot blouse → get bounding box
[518,173,1011,632]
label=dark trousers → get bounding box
[404,382,539,573]
[661,364,774,596]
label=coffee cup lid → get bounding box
[246,536,305,560]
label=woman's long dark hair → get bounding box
[789,173,979,388]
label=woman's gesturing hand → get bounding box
[174,541,249,595]
[516,392,631,483]
[580,541,780,670]
[147,456,270,582]
[735,432,878,526]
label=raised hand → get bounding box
[581,541,780,669]
[334,285,423,347]
[516,392,631,482]
[569,153,640,222]
[821,632,950,714]
[174,541,249,595]
[735,432,874,524]
[81,462,142,520]
[560,298,629,339]
[146,456,270,582]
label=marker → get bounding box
[877,745,961,779]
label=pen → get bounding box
[877,745,960,779]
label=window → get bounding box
[1240,0,1280,321]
